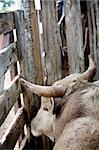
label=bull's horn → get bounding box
[20,78,65,97]
[82,55,96,81]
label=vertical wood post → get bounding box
[16,0,43,148]
[14,11,25,147]
[64,0,84,73]
[0,34,4,93]
[87,1,93,55]
[87,1,99,80]
[41,0,62,85]
[21,0,43,84]
[95,1,99,79]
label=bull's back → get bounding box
[54,117,99,150]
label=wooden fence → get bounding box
[0,11,21,149]
[0,11,26,149]
[0,9,54,150]
[0,10,44,149]
[0,0,99,149]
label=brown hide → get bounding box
[54,84,99,141]
[53,81,99,149]
[54,117,99,150]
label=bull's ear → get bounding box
[82,55,96,81]
[41,97,54,113]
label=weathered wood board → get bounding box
[0,42,18,80]
[17,1,43,145]
[41,0,62,85]
[64,0,84,73]
[20,1,43,84]
[0,12,15,34]
[87,1,99,80]
[0,75,20,126]
[0,107,25,150]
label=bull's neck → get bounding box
[54,87,89,141]
[65,80,91,97]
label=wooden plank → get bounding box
[0,30,14,93]
[92,1,99,80]
[19,3,43,83]
[0,107,25,150]
[22,88,31,142]
[87,1,93,55]
[36,10,45,70]
[14,11,23,61]
[90,2,97,58]
[64,0,84,73]
[0,42,18,79]
[0,76,4,93]
[14,13,26,133]
[14,8,32,144]
[0,75,20,126]
[0,34,3,50]
[95,1,99,80]
[27,1,43,84]
[41,0,62,85]
[9,25,23,146]
[87,1,99,80]
[95,1,99,49]
[50,0,62,81]
[19,1,43,148]
[0,12,15,34]
[0,34,4,93]
[2,31,14,49]
[21,0,43,124]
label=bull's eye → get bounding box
[73,80,76,82]
[43,107,48,111]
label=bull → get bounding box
[21,55,99,150]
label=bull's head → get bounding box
[31,97,55,141]
[20,55,96,141]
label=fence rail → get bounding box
[0,75,20,126]
[0,107,25,149]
